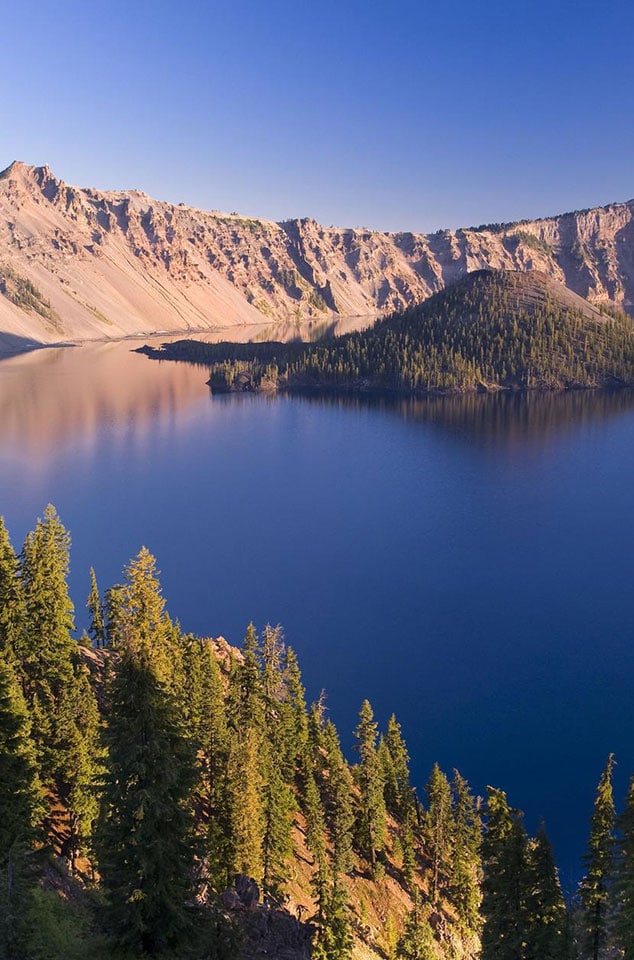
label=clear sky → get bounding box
[2,0,633,232]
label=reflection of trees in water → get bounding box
[295,389,634,447]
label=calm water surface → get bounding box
[1,340,634,889]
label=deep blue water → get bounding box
[1,342,634,891]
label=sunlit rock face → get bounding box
[0,160,633,349]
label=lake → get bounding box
[1,338,634,890]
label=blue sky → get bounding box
[3,0,633,231]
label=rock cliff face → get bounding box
[0,160,633,349]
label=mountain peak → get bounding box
[0,160,57,186]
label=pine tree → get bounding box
[280,646,309,787]
[383,714,413,820]
[304,767,329,928]
[18,506,100,867]
[322,720,355,879]
[353,699,386,872]
[261,744,296,902]
[425,762,454,904]
[579,754,616,960]
[54,671,101,872]
[227,726,265,883]
[381,714,417,886]
[18,505,76,719]
[113,547,176,684]
[0,655,43,959]
[231,622,264,729]
[86,567,105,648]
[97,647,197,956]
[616,775,634,958]
[184,638,232,891]
[481,786,530,960]
[314,880,353,960]
[396,892,437,960]
[524,825,571,960]
[0,518,24,666]
[450,770,482,935]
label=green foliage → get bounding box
[16,506,100,869]
[112,547,177,684]
[396,893,437,960]
[313,880,353,960]
[450,770,482,935]
[481,787,530,960]
[579,754,616,960]
[512,230,554,258]
[616,775,634,957]
[0,263,59,326]
[86,568,106,649]
[353,699,387,873]
[97,648,197,956]
[150,270,634,394]
[0,656,44,958]
[425,763,454,905]
[24,886,96,960]
[0,517,25,664]
[524,826,571,960]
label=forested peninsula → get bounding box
[1,506,633,960]
[140,270,634,397]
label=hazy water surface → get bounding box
[1,341,634,889]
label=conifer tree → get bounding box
[113,547,176,684]
[524,825,571,960]
[103,583,124,646]
[97,646,197,956]
[86,567,105,648]
[184,638,232,891]
[0,518,24,666]
[381,714,416,886]
[312,719,355,957]
[383,714,413,820]
[54,672,101,871]
[481,787,530,960]
[261,622,285,710]
[579,754,616,960]
[18,506,100,866]
[450,770,482,934]
[425,762,454,904]
[354,699,386,872]
[232,622,264,729]
[396,892,437,960]
[315,880,354,960]
[19,505,76,714]
[280,646,309,786]
[261,745,296,902]
[616,774,634,958]
[227,726,265,883]
[0,656,43,960]
[304,767,329,927]
[322,720,355,879]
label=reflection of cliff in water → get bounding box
[0,339,211,456]
[295,388,634,448]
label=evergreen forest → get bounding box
[140,270,634,397]
[1,506,633,959]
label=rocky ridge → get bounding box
[0,160,633,350]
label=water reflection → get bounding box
[2,334,634,458]
[292,388,634,449]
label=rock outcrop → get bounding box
[1,160,633,349]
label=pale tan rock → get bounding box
[0,160,632,349]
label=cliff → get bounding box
[1,160,633,350]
